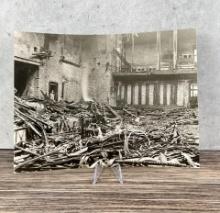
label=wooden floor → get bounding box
[0,150,220,213]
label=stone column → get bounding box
[173,30,178,70]
[156,32,161,71]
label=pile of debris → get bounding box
[14,94,199,172]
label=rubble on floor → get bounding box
[14,94,199,172]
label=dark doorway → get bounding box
[14,61,39,97]
[49,81,58,101]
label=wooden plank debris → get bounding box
[14,95,199,172]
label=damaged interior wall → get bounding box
[14,32,44,97]
[124,29,196,70]
[40,34,82,102]
[14,33,83,101]
[81,35,122,105]
[114,29,197,107]
[14,31,197,107]
[124,32,158,68]
[14,32,45,59]
[14,33,121,104]
[177,29,197,67]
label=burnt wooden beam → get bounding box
[59,56,80,68]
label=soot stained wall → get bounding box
[81,35,121,105]
[14,33,82,101]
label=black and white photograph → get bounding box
[3,1,220,212]
[14,29,199,172]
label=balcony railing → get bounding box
[111,49,197,74]
[112,62,196,74]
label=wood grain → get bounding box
[0,150,220,212]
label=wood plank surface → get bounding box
[0,150,220,213]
